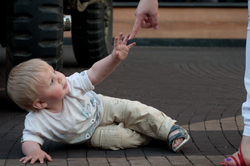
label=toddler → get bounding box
[7,33,190,164]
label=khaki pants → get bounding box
[88,95,176,150]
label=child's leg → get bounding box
[88,123,151,150]
[98,95,176,142]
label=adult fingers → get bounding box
[141,14,159,29]
[130,15,143,40]
[141,20,152,28]
[151,13,159,30]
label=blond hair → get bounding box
[7,59,50,112]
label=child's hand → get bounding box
[112,32,136,61]
[87,32,136,85]
[19,149,52,164]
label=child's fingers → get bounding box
[127,42,136,49]
[30,157,38,164]
[20,156,32,164]
[45,154,53,162]
[122,34,130,44]
[118,32,123,44]
[113,36,118,48]
[39,157,45,164]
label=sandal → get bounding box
[221,143,247,166]
[168,124,190,152]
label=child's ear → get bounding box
[33,99,47,110]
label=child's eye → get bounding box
[53,70,56,74]
[50,79,54,85]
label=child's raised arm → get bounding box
[87,32,136,85]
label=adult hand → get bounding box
[129,0,159,40]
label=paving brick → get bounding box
[147,156,171,166]
[127,157,151,166]
[107,158,130,166]
[47,159,67,166]
[0,159,5,166]
[186,155,214,166]
[67,158,88,166]
[0,46,248,165]
[206,155,225,165]
[87,158,110,166]
[167,155,192,165]
[5,159,23,166]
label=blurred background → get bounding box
[113,0,247,40]
[64,0,248,45]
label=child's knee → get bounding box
[90,123,151,150]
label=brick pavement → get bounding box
[0,46,247,166]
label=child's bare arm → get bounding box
[87,32,136,85]
[20,141,52,164]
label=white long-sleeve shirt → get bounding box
[21,71,103,145]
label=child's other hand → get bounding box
[19,150,52,164]
[112,32,136,61]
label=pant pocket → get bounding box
[90,123,151,150]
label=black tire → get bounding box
[0,1,7,47]
[6,0,64,72]
[71,0,113,67]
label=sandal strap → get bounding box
[169,124,179,133]
[231,156,240,166]
[239,143,247,166]
[222,143,247,166]
[168,125,188,146]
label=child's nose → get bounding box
[58,77,62,83]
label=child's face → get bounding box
[36,64,69,105]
